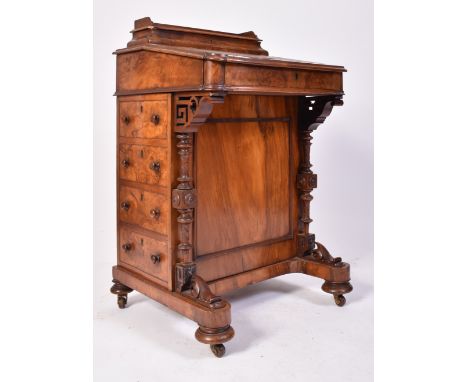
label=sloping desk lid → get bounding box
[115,17,346,96]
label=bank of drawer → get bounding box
[119,144,168,187]
[119,185,168,235]
[119,99,168,139]
[119,227,168,283]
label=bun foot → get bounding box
[210,344,225,358]
[322,281,352,306]
[195,325,234,357]
[333,294,346,307]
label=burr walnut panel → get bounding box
[119,185,169,235]
[196,116,292,255]
[117,50,204,93]
[224,64,343,94]
[119,98,168,139]
[119,143,168,187]
[119,227,169,286]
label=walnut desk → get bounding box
[110,17,352,357]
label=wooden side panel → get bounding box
[117,51,204,93]
[194,95,299,281]
[196,120,291,255]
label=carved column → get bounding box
[297,95,343,256]
[173,95,235,349]
[173,132,197,291]
[173,94,224,292]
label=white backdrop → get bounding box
[94,1,373,381]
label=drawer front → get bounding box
[119,99,168,139]
[119,185,168,235]
[119,227,168,283]
[119,144,168,186]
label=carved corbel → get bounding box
[311,241,343,266]
[175,94,224,132]
[173,94,224,292]
[190,275,226,309]
[297,95,343,255]
[298,95,343,132]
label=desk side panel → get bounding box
[195,95,299,282]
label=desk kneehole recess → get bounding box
[110,17,353,358]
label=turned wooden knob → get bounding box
[122,243,133,252]
[149,161,160,172]
[120,201,130,211]
[150,208,160,219]
[151,114,160,125]
[150,254,161,264]
[121,158,130,168]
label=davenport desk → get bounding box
[110,17,352,357]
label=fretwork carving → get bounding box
[175,94,224,132]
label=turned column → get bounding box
[297,122,317,255]
[297,96,343,255]
[173,94,224,292]
[173,132,197,291]
[297,95,353,306]
[172,94,234,356]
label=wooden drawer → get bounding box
[119,99,168,139]
[119,144,168,187]
[119,185,168,235]
[119,227,168,284]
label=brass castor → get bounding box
[111,280,133,309]
[117,295,127,309]
[334,294,346,307]
[210,344,226,358]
